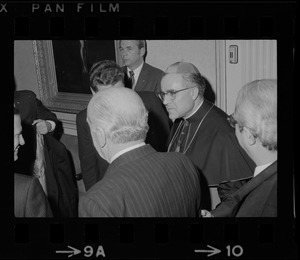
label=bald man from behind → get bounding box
[79,87,201,217]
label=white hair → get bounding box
[87,87,149,144]
[234,79,277,151]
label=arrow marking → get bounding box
[195,244,221,257]
[56,245,81,258]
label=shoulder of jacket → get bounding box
[76,108,87,120]
[14,90,37,102]
[144,63,163,73]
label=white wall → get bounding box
[225,40,277,114]
[147,40,216,92]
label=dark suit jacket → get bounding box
[44,134,79,217]
[14,90,58,175]
[14,173,53,217]
[76,108,107,191]
[76,91,171,191]
[14,90,77,217]
[79,145,201,217]
[211,161,277,217]
[123,63,164,92]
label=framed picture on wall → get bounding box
[33,40,121,113]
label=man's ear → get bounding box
[139,46,146,58]
[191,87,199,100]
[90,87,96,95]
[243,127,256,146]
[95,126,107,148]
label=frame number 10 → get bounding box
[226,245,243,257]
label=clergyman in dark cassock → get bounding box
[159,61,255,210]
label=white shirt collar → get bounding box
[110,142,146,163]
[253,162,273,177]
[183,99,204,120]
[128,62,143,81]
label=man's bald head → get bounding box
[87,87,149,144]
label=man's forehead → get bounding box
[120,40,138,47]
[161,74,183,89]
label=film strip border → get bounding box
[8,219,297,258]
[2,1,296,259]
[0,2,296,38]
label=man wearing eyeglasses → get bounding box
[202,79,277,217]
[159,61,255,210]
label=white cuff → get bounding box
[46,120,56,132]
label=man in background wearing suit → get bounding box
[14,107,53,217]
[76,60,170,191]
[202,79,277,217]
[79,87,201,217]
[119,40,163,92]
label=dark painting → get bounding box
[52,40,116,94]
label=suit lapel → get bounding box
[135,63,148,91]
[122,63,150,91]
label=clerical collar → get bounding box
[168,101,214,154]
[183,99,204,120]
[110,142,146,163]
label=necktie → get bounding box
[174,120,190,153]
[129,70,135,89]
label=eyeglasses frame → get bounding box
[156,86,198,102]
[227,114,258,139]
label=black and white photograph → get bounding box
[14,39,278,217]
[6,1,296,259]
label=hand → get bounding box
[32,119,51,135]
[201,209,214,218]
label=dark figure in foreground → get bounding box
[14,90,78,217]
[202,79,277,217]
[14,107,53,217]
[14,90,57,175]
[79,87,201,217]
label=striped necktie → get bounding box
[129,70,135,89]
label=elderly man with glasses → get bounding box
[159,61,255,210]
[202,79,277,217]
